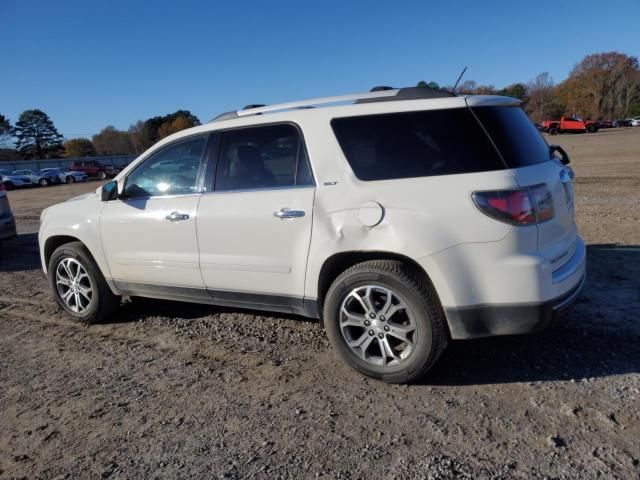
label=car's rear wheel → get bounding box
[49,241,121,324]
[66,176,75,184]
[586,124,596,133]
[98,171,107,180]
[324,260,448,383]
[39,178,49,186]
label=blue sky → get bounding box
[1,0,638,138]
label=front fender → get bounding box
[38,199,118,294]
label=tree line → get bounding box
[0,110,200,161]
[2,51,638,161]
[421,51,640,122]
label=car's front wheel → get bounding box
[66,176,75,184]
[324,260,448,383]
[98,171,107,180]
[49,241,121,323]
[39,178,49,186]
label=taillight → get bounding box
[529,184,554,222]
[473,184,554,226]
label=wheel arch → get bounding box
[315,250,445,327]
[42,234,119,295]
[44,235,89,270]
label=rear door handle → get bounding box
[166,211,190,221]
[273,208,305,219]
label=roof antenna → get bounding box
[452,66,468,94]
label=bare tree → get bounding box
[527,72,555,122]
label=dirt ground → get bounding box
[1,128,639,479]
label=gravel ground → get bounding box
[0,128,639,479]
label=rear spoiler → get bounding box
[465,96,522,108]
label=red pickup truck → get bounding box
[540,116,598,135]
[69,160,119,180]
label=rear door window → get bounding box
[215,124,313,191]
[331,108,505,181]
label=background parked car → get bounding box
[631,117,640,127]
[0,169,32,190]
[40,168,89,184]
[540,116,599,134]
[613,119,632,127]
[0,181,17,241]
[69,160,119,179]
[596,120,614,129]
[12,169,59,186]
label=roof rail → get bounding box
[356,86,456,103]
[234,89,400,118]
[208,86,457,123]
[242,104,266,110]
[210,110,239,122]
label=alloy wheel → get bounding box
[339,285,417,367]
[55,258,93,313]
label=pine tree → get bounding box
[14,109,64,159]
[0,114,12,148]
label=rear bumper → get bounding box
[445,272,585,339]
[0,212,17,240]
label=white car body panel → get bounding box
[196,186,315,297]
[39,91,585,340]
[39,192,113,283]
[100,194,203,288]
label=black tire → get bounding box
[549,126,559,135]
[66,175,75,184]
[98,170,107,180]
[586,124,597,133]
[324,260,448,383]
[4,181,14,190]
[48,241,121,324]
[39,178,49,186]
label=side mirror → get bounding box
[550,144,570,165]
[101,180,119,201]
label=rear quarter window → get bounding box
[472,106,552,167]
[331,108,505,181]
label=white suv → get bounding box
[39,87,586,383]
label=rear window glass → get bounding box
[331,109,504,181]
[472,106,552,167]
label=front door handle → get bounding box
[166,211,190,221]
[273,208,305,219]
